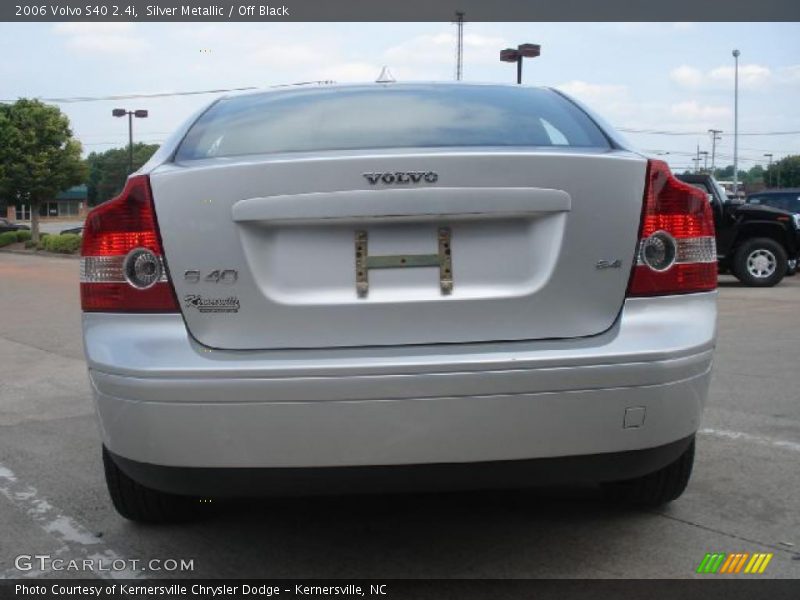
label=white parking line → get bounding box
[699,428,800,453]
[0,463,142,580]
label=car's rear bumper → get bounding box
[84,293,715,487]
[107,436,695,497]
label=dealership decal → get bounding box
[184,294,240,313]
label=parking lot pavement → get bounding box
[0,252,798,580]
[15,220,84,235]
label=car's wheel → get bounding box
[786,258,797,276]
[103,446,204,523]
[602,438,695,506]
[732,238,787,287]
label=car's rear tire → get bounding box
[103,446,205,523]
[732,238,787,287]
[602,438,695,506]
[786,258,797,277]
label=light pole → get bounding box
[500,43,541,84]
[112,108,149,174]
[732,49,740,199]
[454,11,465,81]
[708,129,722,173]
[764,153,773,187]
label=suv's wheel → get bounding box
[103,446,204,523]
[732,238,787,287]
[602,438,695,506]
[787,258,797,276]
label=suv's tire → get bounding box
[732,238,787,287]
[786,258,797,276]
[103,446,203,523]
[602,438,695,507]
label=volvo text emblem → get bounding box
[363,171,438,185]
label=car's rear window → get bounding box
[175,85,611,160]
[747,193,800,212]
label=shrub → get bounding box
[43,233,82,254]
[16,230,32,243]
[0,231,18,247]
[35,232,51,250]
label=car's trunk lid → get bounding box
[150,149,646,349]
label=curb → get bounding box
[0,248,80,260]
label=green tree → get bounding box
[0,99,86,243]
[764,155,800,188]
[712,165,749,182]
[86,143,160,206]
[745,164,764,185]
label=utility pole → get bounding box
[763,153,773,187]
[732,49,740,199]
[708,129,722,173]
[700,151,709,172]
[696,144,701,172]
[454,11,465,81]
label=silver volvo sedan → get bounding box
[80,83,717,522]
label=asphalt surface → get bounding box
[0,251,798,580]
[16,220,84,235]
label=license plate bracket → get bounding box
[355,228,453,298]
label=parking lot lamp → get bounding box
[112,108,149,174]
[500,43,541,84]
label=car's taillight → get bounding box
[80,175,179,312]
[627,160,717,296]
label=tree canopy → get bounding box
[0,99,86,241]
[764,155,800,188]
[86,143,160,206]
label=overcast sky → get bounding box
[1,21,798,172]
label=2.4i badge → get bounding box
[183,295,240,314]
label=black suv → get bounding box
[676,174,800,287]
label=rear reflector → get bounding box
[80,175,178,312]
[627,160,717,296]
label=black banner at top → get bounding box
[3,0,800,22]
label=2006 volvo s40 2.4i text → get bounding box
[80,83,717,522]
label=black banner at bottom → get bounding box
[1,580,799,600]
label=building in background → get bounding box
[3,185,88,222]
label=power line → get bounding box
[0,81,335,104]
[82,140,165,147]
[620,127,800,137]
[0,86,258,104]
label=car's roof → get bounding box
[222,81,551,102]
[676,173,714,181]
[748,188,800,195]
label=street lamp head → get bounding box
[732,49,740,58]
[112,108,126,117]
[516,43,541,58]
[500,48,520,62]
[133,109,149,118]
